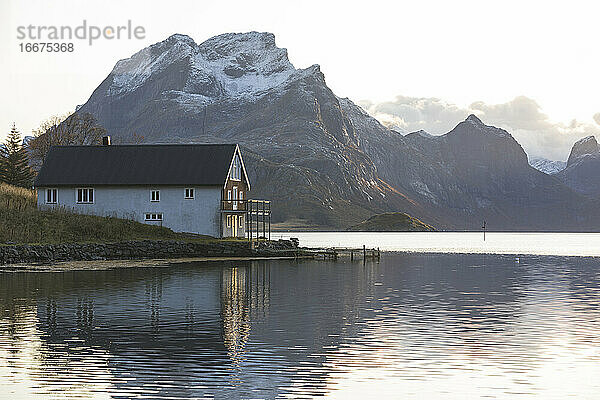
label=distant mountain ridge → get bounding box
[529,157,566,175]
[74,32,600,231]
[567,136,599,167]
[556,136,600,197]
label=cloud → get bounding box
[357,96,468,134]
[470,97,600,160]
[359,95,600,161]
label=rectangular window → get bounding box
[226,215,231,228]
[76,188,94,204]
[151,190,160,202]
[144,213,163,221]
[46,188,57,204]
[238,215,244,225]
[184,188,194,199]
[227,190,232,203]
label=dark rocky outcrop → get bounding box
[347,212,436,232]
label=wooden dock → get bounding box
[305,245,381,261]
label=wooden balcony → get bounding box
[221,199,247,212]
[221,199,272,240]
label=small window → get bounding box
[239,191,243,200]
[46,188,57,204]
[185,188,194,199]
[226,215,231,228]
[227,190,232,203]
[145,213,163,221]
[238,215,244,225]
[151,190,160,202]
[76,188,94,204]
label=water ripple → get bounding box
[1,254,599,399]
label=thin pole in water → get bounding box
[482,221,486,242]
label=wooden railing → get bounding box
[221,199,247,211]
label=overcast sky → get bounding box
[2,0,599,160]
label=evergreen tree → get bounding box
[0,124,34,187]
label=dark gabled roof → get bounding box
[34,144,238,186]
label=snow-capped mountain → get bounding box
[74,32,600,230]
[108,33,297,101]
[528,157,566,174]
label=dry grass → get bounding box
[0,183,194,244]
[0,183,36,212]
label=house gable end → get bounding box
[224,145,251,191]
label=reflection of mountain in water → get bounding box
[1,254,600,398]
[0,261,367,399]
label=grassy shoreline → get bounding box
[0,183,221,244]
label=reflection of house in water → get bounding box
[220,264,270,370]
[221,267,250,367]
[4,256,600,398]
[0,263,278,399]
[0,259,380,398]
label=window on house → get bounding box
[238,215,244,226]
[230,154,241,180]
[227,190,232,203]
[76,188,94,203]
[151,190,160,202]
[46,188,57,204]
[239,191,244,200]
[185,188,195,199]
[226,215,231,228]
[144,213,163,221]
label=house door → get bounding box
[232,187,238,210]
[232,214,238,237]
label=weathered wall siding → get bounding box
[37,186,222,236]
[0,239,299,265]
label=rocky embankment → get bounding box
[0,239,300,265]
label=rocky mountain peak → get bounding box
[197,31,294,76]
[443,114,527,169]
[105,31,302,101]
[405,129,434,140]
[414,129,433,137]
[567,135,599,166]
[466,114,483,124]
[165,33,196,46]
[449,114,510,139]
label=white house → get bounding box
[33,140,261,238]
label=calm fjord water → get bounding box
[279,231,600,257]
[1,252,600,399]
